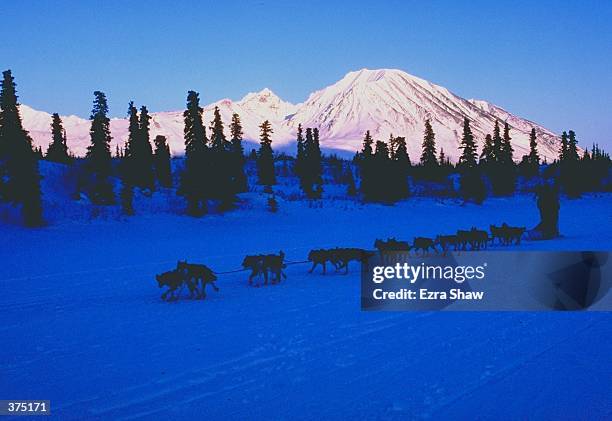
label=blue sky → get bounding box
[2,0,611,149]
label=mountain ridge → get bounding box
[20,68,562,161]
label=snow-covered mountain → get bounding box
[21,68,562,161]
[283,69,561,161]
[20,88,297,157]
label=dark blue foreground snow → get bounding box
[1,194,611,419]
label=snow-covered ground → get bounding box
[1,188,611,419]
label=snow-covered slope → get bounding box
[21,69,562,161]
[283,69,561,161]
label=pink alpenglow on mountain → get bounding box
[21,69,562,162]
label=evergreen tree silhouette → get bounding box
[46,113,70,163]
[391,135,411,169]
[256,120,275,186]
[0,70,43,225]
[230,112,247,192]
[180,90,208,215]
[85,90,114,204]
[457,119,485,203]
[389,135,410,200]
[295,123,305,183]
[124,101,139,181]
[119,134,134,216]
[528,128,539,165]
[153,135,172,188]
[361,130,374,158]
[419,119,439,181]
[458,117,477,169]
[358,130,375,199]
[560,130,582,197]
[209,106,236,208]
[311,128,323,197]
[580,143,611,192]
[559,131,568,162]
[420,119,438,168]
[480,134,494,163]
[209,106,229,151]
[501,122,514,164]
[567,130,580,162]
[300,127,323,197]
[519,127,540,178]
[124,103,154,190]
[438,148,446,165]
[138,105,154,190]
[491,120,502,163]
[482,121,515,196]
[300,127,313,197]
[368,140,395,202]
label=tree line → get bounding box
[356,116,610,204]
[0,69,609,226]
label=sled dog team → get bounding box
[156,222,526,300]
[372,223,525,257]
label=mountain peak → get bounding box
[240,87,281,103]
[238,88,296,122]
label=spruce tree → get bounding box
[303,128,314,194]
[85,91,114,204]
[390,136,410,199]
[180,90,208,215]
[256,120,275,186]
[295,123,305,180]
[138,105,154,190]
[519,127,540,178]
[491,120,502,163]
[209,106,235,207]
[528,128,539,165]
[501,122,514,164]
[438,148,446,165]
[124,101,139,183]
[312,128,324,199]
[125,102,138,159]
[0,70,43,225]
[458,117,477,169]
[374,140,389,160]
[209,106,229,151]
[567,130,579,162]
[486,121,516,195]
[391,136,411,168]
[370,140,396,202]
[458,119,485,203]
[230,112,247,192]
[480,134,494,163]
[46,113,70,163]
[420,119,438,168]
[358,130,375,199]
[301,127,323,197]
[361,130,374,158]
[559,131,568,162]
[153,135,172,188]
[124,103,154,190]
[560,130,581,197]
